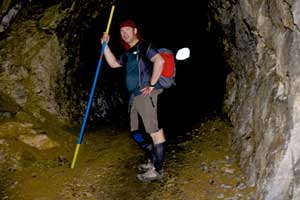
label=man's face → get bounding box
[120,26,137,44]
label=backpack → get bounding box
[157,48,176,89]
[139,43,176,89]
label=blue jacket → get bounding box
[120,41,158,95]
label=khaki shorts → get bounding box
[130,89,163,133]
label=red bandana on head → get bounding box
[120,19,137,29]
[119,19,142,50]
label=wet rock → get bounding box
[236,182,247,190]
[0,150,6,162]
[224,155,234,164]
[18,134,59,150]
[0,121,34,137]
[200,161,209,173]
[0,2,23,32]
[0,139,8,145]
[222,166,235,174]
[221,183,233,189]
[0,111,15,119]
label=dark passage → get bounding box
[80,0,228,136]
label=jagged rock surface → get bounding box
[0,0,126,126]
[209,0,300,199]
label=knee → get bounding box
[150,129,166,144]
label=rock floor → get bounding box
[0,116,256,200]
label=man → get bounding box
[101,19,167,181]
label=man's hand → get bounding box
[101,32,110,44]
[141,86,154,96]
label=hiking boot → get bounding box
[137,161,154,172]
[137,168,163,182]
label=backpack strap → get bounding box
[145,42,151,58]
[137,41,150,58]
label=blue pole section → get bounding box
[70,42,107,169]
[77,42,107,144]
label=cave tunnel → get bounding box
[78,0,229,137]
[3,0,300,198]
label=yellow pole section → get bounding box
[105,5,115,34]
[71,144,80,168]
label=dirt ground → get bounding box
[0,116,256,200]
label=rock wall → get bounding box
[0,0,126,126]
[209,0,300,199]
[0,0,14,16]
[0,3,67,122]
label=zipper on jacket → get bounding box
[137,44,142,88]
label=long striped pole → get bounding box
[71,4,115,169]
